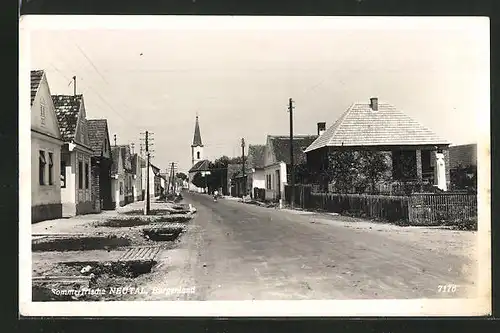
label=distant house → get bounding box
[120,145,135,205]
[305,97,451,193]
[188,159,211,193]
[151,164,162,197]
[31,70,64,222]
[226,163,242,196]
[110,145,135,207]
[131,153,144,201]
[246,144,266,199]
[449,143,477,191]
[263,134,318,201]
[87,119,113,211]
[53,94,94,217]
[110,146,125,208]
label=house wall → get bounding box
[264,162,286,201]
[74,150,93,215]
[99,159,113,210]
[252,170,265,189]
[31,133,63,222]
[61,149,76,217]
[111,176,125,208]
[90,160,101,213]
[133,157,144,201]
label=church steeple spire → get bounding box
[192,115,203,147]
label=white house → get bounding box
[31,70,64,222]
[247,144,266,199]
[131,153,144,201]
[188,160,211,193]
[263,134,318,201]
[53,94,94,217]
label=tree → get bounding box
[176,172,188,181]
[325,150,389,194]
[327,151,360,193]
[191,172,207,189]
[358,151,390,193]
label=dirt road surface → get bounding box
[129,192,478,301]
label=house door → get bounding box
[275,170,281,200]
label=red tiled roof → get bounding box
[52,94,83,142]
[305,101,450,152]
[31,70,44,106]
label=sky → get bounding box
[26,17,489,174]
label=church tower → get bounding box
[191,115,204,166]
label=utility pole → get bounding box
[73,76,77,96]
[143,131,151,214]
[289,98,295,209]
[241,138,246,198]
[170,162,176,194]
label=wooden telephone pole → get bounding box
[289,98,295,209]
[143,131,151,214]
[241,138,246,198]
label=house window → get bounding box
[39,150,46,185]
[40,98,46,125]
[119,181,123,195]
[85,162,89,189]
[48,152,54,185]
[61,161,66,188]
[197,151,200,159]
[78,161,83,189]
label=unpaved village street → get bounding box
[128,192,478,301]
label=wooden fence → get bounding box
[284,185,477,226]
[408,193,477,225]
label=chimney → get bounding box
[370,97,378,111]
[317,122,326,136]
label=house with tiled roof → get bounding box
[263,134,318,201]
[87,119,113,211]
[53,94,94,217]
[131,153,145,201]
[188,159,211,193]
[110,144,136,207]
[229,145,267,199]
[31,70,64,222]
[305,97,452,192]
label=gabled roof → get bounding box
[247,144,266,169]
[131,153,138,171]
[87,119,110,157]
[449,143,477,168]
[150,164,160,173]
[111,146,121,175]
[192,116,203,147]
[52,94,83,142]
[269,135,318,165]
[305,100,450,152]
[119,145,132,172]
[31,70,44,106]
[189,159,210,173]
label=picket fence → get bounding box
[284,185,477,225]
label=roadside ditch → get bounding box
[32,203,196,301]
